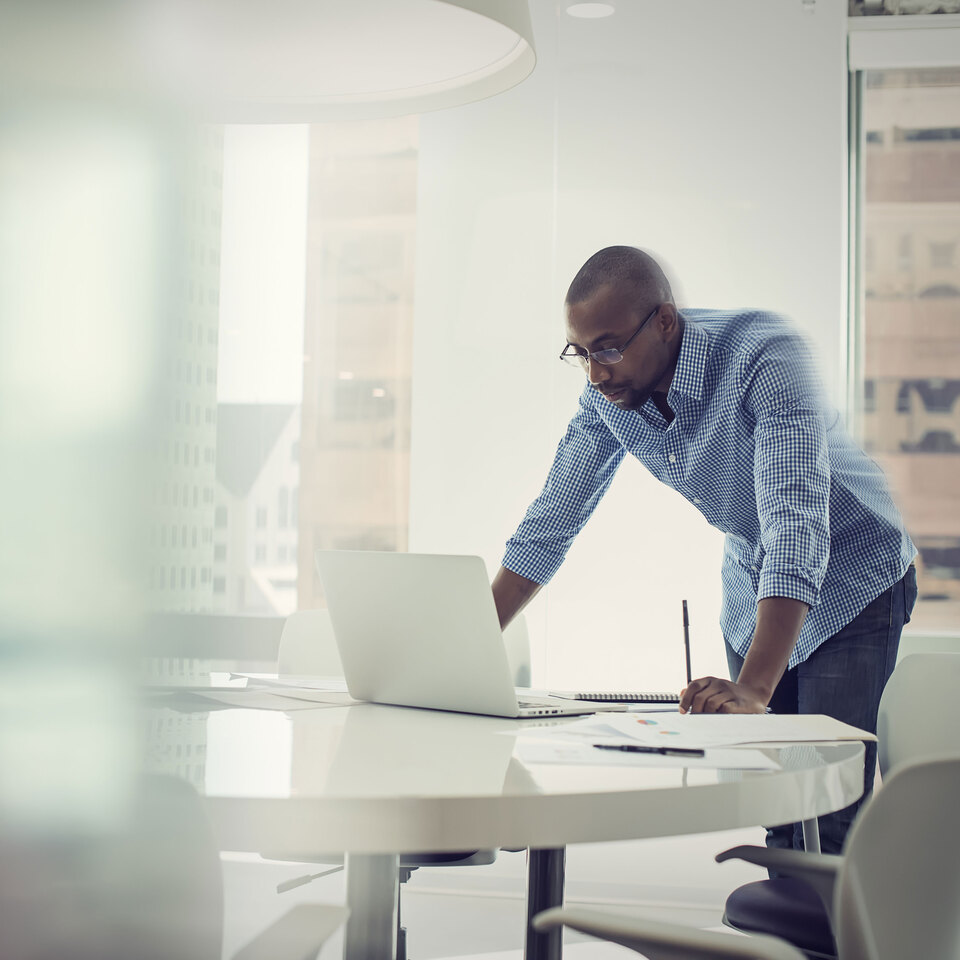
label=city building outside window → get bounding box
[860,67,960,632]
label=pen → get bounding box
[593,743,705,758]
[682,599,692,688]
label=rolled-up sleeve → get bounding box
[742,337,831,607]
[502,387,625,584]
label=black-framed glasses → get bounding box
[559,304,660,370]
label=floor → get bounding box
[222,826,768,959]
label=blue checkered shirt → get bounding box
[503,309,916,668]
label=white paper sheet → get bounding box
[268,689,358,706]
[524,713,875,749]
[516,740,781,770]
[162,690,337,711]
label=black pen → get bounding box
[593,743,705,758]
[682,599,692,688]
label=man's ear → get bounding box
[658,303,679,338]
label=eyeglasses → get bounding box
[559,304,660,370]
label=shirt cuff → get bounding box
[757,565,821,608]
[501,540,567,585]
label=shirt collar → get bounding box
[667,315,709,402]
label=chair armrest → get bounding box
[716,844,841,876]
[716,845,841,927]
[534,906,808,960]
[232,904,349,960]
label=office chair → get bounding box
[503,612,533,687]
[534,755,960,960]
[267,607,532,960]
[718,652,960,959]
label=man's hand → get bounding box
[679,677,768,714]
[678,596,809,715]
[491,566,542,629]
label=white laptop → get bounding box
[314,550,603,718]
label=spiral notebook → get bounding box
[549,690,680,704]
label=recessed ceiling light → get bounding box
[566,3,615,18]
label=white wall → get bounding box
[410,0,849,690]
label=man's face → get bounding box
[564,284,675,411]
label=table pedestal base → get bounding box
[526,847,566,960]
[343,853,399,960]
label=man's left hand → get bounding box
[679,677,768,714]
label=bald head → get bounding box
[566,246,673,310]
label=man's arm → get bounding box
[492,566,542,630]
[679,596,809,713]
[496,385,626,625]
[682,332,829,714]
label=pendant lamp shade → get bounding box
[1,0,536,121]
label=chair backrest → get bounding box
[876,652,960,775]
[503,614,532,687]
[836,755,960,960]
[278,609,343,676]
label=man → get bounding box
[491,246,916,854]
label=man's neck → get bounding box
[651,391,675,423]
[651,317,683,423]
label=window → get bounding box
[919,284,960,299]
[930,242,955,270]
[214,544,226,562]
[212,117,416,616]
[897,234,913,272]
[899,126,960,143]
[213,576,226,594]
[215,505,227,528]
[858,67,960,631]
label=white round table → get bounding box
[147,698,866,960]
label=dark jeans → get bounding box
[725,565,917,856]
